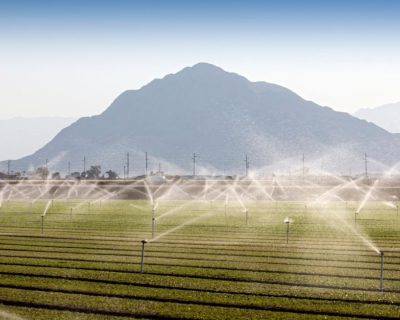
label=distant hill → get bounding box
[2,63,400,175]
[0,117,76,161]
[354,102,400,133]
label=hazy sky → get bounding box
[1,0,400,118]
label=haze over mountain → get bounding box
[2,63,400,176]
[0,117,76,161]
[354,102,400,134]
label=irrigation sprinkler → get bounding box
[70,208,73,219]
[152,217,156,239]
[88,202,91,213]
[245,209,248,225]
[41,215,44,235]
[380,251,384,291]
[354,211,358,224]
[151,205,156,238]
[284,217,291,244]
[140,239,148,273]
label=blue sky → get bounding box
[1,0,400,117]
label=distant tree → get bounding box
[68,172,81,179]
[85,165,101,179]
[105,170,118,180]
[34,166,49,179]
[52,172,61,179]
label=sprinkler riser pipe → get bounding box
[140,241,146,273]
[286,223,289,244]
[380,251,384,291]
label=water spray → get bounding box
[41,200,52,235]
[380,251,384,291]
[140,239,148,273]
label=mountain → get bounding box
[2,63,400,176]
[354,102,400,134]
[0,117,76,161]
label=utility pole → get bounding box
[364,152,368,178]
[83,156,86,173]
[192,153,197,176]
[68,162,71,176]
[7,160,10,176]
[123,165,126,179]
[245,155,249,177]
[126,152,130,179]
[145,152,148,176]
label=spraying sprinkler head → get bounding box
[142,239,148,244]
[284,217,292,244]
[354,211,359,223]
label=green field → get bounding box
[0,199,399,319]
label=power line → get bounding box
[126,152,130,179]
[245,154,249,177]
[192,153,197,176]
[145,152,148,176]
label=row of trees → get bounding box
[0,165,119,180]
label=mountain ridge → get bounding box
[1,63,399,175]
[354,102,400,133]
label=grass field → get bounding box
[0,198,399,319]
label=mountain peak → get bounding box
[177,62,236,78]
[190,62,225,71]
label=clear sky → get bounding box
[1,0,400,118]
